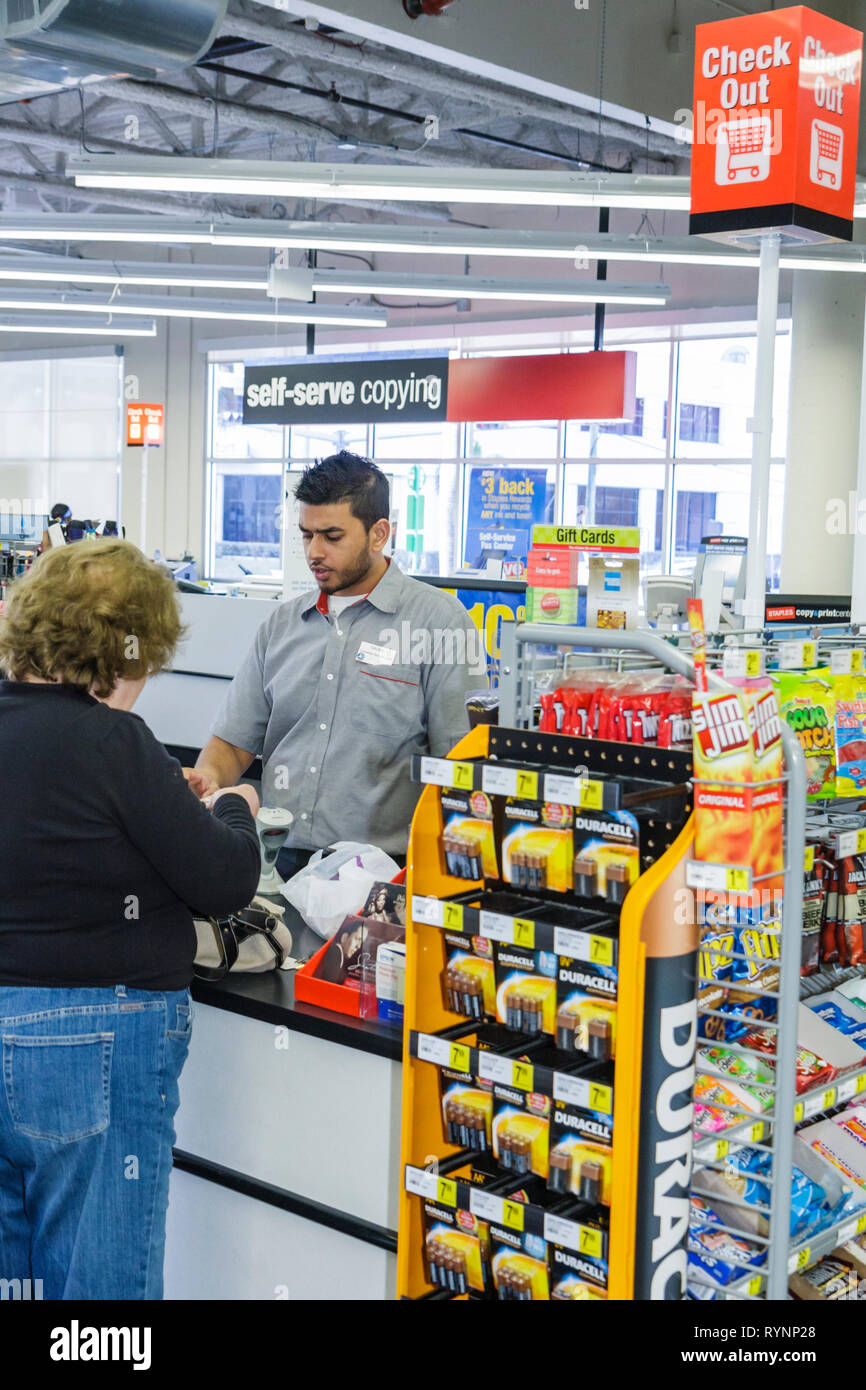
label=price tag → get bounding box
[411,895,444,927]
[837,828,866,858]
[469,1189,503,1224]
[515,769,539,800]
[715,1139,730,1160]
[778,640,816,670]
[452,761,475,791]
[578,1226,603,1259]
[686,862,752,892]
[449,1042,471,1073]
[830,649,863,676]
[478,910,516,944]
[442,903,464,931]
[553,927,591,959]
[419,756,456,787]
[588,1080,613,1114]
[416,1034,450,1067]
[477,1052,513,1085]
[747,1276,763,1296]
[788,1247,811,1274]
[857,1075,866,1095]
[543,1213,588,1253]
[804,845,815,874]
[512,1060,534,1091]
[501,1199,525,1232]
[794,1102,805,1124]
[552,1072,613,1115]
[589,934,614,967]
[801,1091,826,1119]
[481,764,518,797]
[837,1076,858,1104]
[749,1121,766,1142]
[579,780,604,810]
[822,1087,837,1110]
[723,647,763,678]
[436,1177,457,1207]
[838,1218,858,1245]
[513,918,535,949]
[545,772,590,807]
[405,1165,437,1199]
[858,1213,866,1235]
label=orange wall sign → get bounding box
[126,402,165,447]
[690,5,862,242]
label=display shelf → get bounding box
[403,1165,608,1262]
[409,893,617,962]
[409,1030,614,1115]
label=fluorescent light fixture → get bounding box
[0,290,386,327]
[0,313,156,336]
[311,270,670,305]
[68,155,692,211]
[0,253,267,291]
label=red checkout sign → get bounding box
[690,4,862,242]
[126,403,165,447]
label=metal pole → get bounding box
[743,232,781,627]
[766,723,806,1300]
[139,441,148,555]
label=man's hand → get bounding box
[210,784,261,818]
[183,767,218,800]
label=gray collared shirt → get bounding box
[211,562,487,855]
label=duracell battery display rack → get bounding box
[397,623,813,1301]
[397,707,698,1301]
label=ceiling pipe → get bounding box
[226,7,684,162]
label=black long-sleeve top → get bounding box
[0,681,261,989]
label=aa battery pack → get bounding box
[491,1084,551,1181]
[501,796,574,894]
[494,940,558,1036]
[441,787,498,881]
[440,928,496,1020]
[423,1202,492,1296]
[439,1065,493,1154]
[490,1224,550,1301]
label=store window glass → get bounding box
[210,460,283,582]
[564,342,671,460]
[671,461,785,588]
[673,333,790,459]
[562,462,666,573]
[466,420,559,459]
[289,422,368,462]
[387,461,462,576]
[372,420,460,460]
[211,361,284,460]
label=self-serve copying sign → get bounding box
[244,357,449,425]
[690,4,863,243]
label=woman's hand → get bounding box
[210,784,260,818]
[183,767,218,800]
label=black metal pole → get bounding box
[594,205,609,352]
[306,248,317,356]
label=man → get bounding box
[194,450,486,875]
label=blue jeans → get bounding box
[0,984,191,1300]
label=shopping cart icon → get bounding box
[715,115,772,186]
[810,118,844,189]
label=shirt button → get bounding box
[327,673,334,681]
[310,766,317,773]
[301,813,308,820]
[319,723,327,730]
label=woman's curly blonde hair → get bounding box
[0,539,183,698]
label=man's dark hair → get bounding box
[294,450,390,531]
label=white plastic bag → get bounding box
[280,841,401,940]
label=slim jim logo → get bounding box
[693,693,750,760]
[750,689,782,757]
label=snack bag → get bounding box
[772,669,835,799]
[834,674,866,798]
[801,848,825,976]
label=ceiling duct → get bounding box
[0,0,227,98]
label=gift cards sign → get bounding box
[690,5,862,243]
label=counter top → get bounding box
[190,908,403,1062]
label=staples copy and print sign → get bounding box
[243,351,636,426]
[690,5,862,242]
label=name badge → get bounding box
[356,641,397,666]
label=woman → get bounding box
[0,539,260,1300]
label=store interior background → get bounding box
[0,0,864,598]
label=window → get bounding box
[679,403,720,446]
[598,398,645,437]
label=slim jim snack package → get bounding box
[687,600,784,928]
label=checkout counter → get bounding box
[137,593,402,1300]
